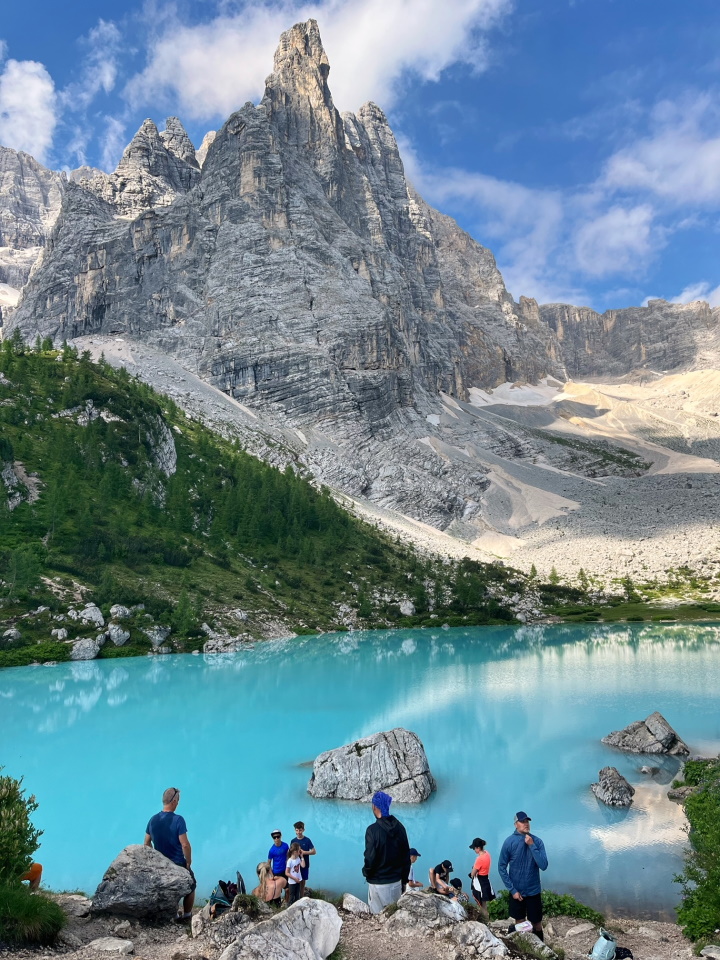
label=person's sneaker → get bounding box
[174,913,192,924]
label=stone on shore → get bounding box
[71,637,104,660]
[385,891,507,957]
[307,728,436,802]
[108,622,131,646]
[92,844,194,919]
[86,938,134,954]
[700,947,720,959]
[342,893,371,915]
[602,711,689,755]
[218,897,341,960]
[591,767,635,807]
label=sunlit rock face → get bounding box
[0,146,64,288]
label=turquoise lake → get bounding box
[2,623,720,918]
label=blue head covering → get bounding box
[372,791,393,816]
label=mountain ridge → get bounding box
[1,18,719,576]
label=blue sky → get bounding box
[1,0,719,310]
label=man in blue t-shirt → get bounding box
[144,787,196,921]
[268,829,289,878]
[293,820,316,897]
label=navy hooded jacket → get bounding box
[497,829,548,896]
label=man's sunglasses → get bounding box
[271,833,281,838]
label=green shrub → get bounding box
[231,893,262,919]
[0,642,70,669]
[0,769,42,886]
[675,762,720,941]
[488,888,604,925]
[0,886,66,946]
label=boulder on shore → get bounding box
[385,891,507,957]
[218,897,341,960]
[92,844,193,919]
[591,766,635,807]
[601,711,689,756]
[307,728,436,803]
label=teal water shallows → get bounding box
[1,623,719,918]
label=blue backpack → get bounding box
[589,928,617,960]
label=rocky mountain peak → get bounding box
[262,19,340,165]
[160,117,199,169]
[75,116,201,218]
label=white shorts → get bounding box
[367,881,402,914]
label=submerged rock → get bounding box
[92,844,194,919]
[591,766,635,807]
[307,727,436,802]
[602,711,689,756]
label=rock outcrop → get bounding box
[307,727,436,802]
[218,897,342,960]
[92,844,194,919]
[591,766,635,807]
[385,891,507,957]
[0,146,64,288]
[602,712,690,756]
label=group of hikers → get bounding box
[143,786,549,941]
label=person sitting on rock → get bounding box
[449,877,469,904]
[284,842,306,906]
[144,786,195,922]
[407,847,423,889]
[253,861,286,907]
[429,858,453,895]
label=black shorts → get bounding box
[184,865,197,892]
[472,875,495,904]
[509,891,542,924]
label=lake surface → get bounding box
[2,623,720,918]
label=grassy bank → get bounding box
[673,758,720,946]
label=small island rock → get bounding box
[602,711,689,756]
[308,728,436,803]
[591,766,635,807]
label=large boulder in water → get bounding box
[92,844,193,919]
[591,766,635,807]
[601,711,689,756]
[307,727,436,802]
[219,898,341,960]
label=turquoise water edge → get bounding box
[2,623,719,918]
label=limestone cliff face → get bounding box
[9,19,559,423]
[0,147,64,288]
[536,299,720,377]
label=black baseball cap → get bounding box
[409,848,421,857]
[515,811,531,822]
[442,859,453,870]
[469,837,485,848]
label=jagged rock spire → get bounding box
[263,20,340,150]
[160,117,199,169]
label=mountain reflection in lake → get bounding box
[2,622,719,918]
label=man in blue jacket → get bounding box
[498,811,549,941]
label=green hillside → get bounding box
[0,335,528,667]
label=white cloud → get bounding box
[61,20,123,110]
[0,58,57,162]
[668,281,720,307]
[573,204,656,278]
[602,92,720,206]
[100,116,128,172]
[126,0,510,120]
